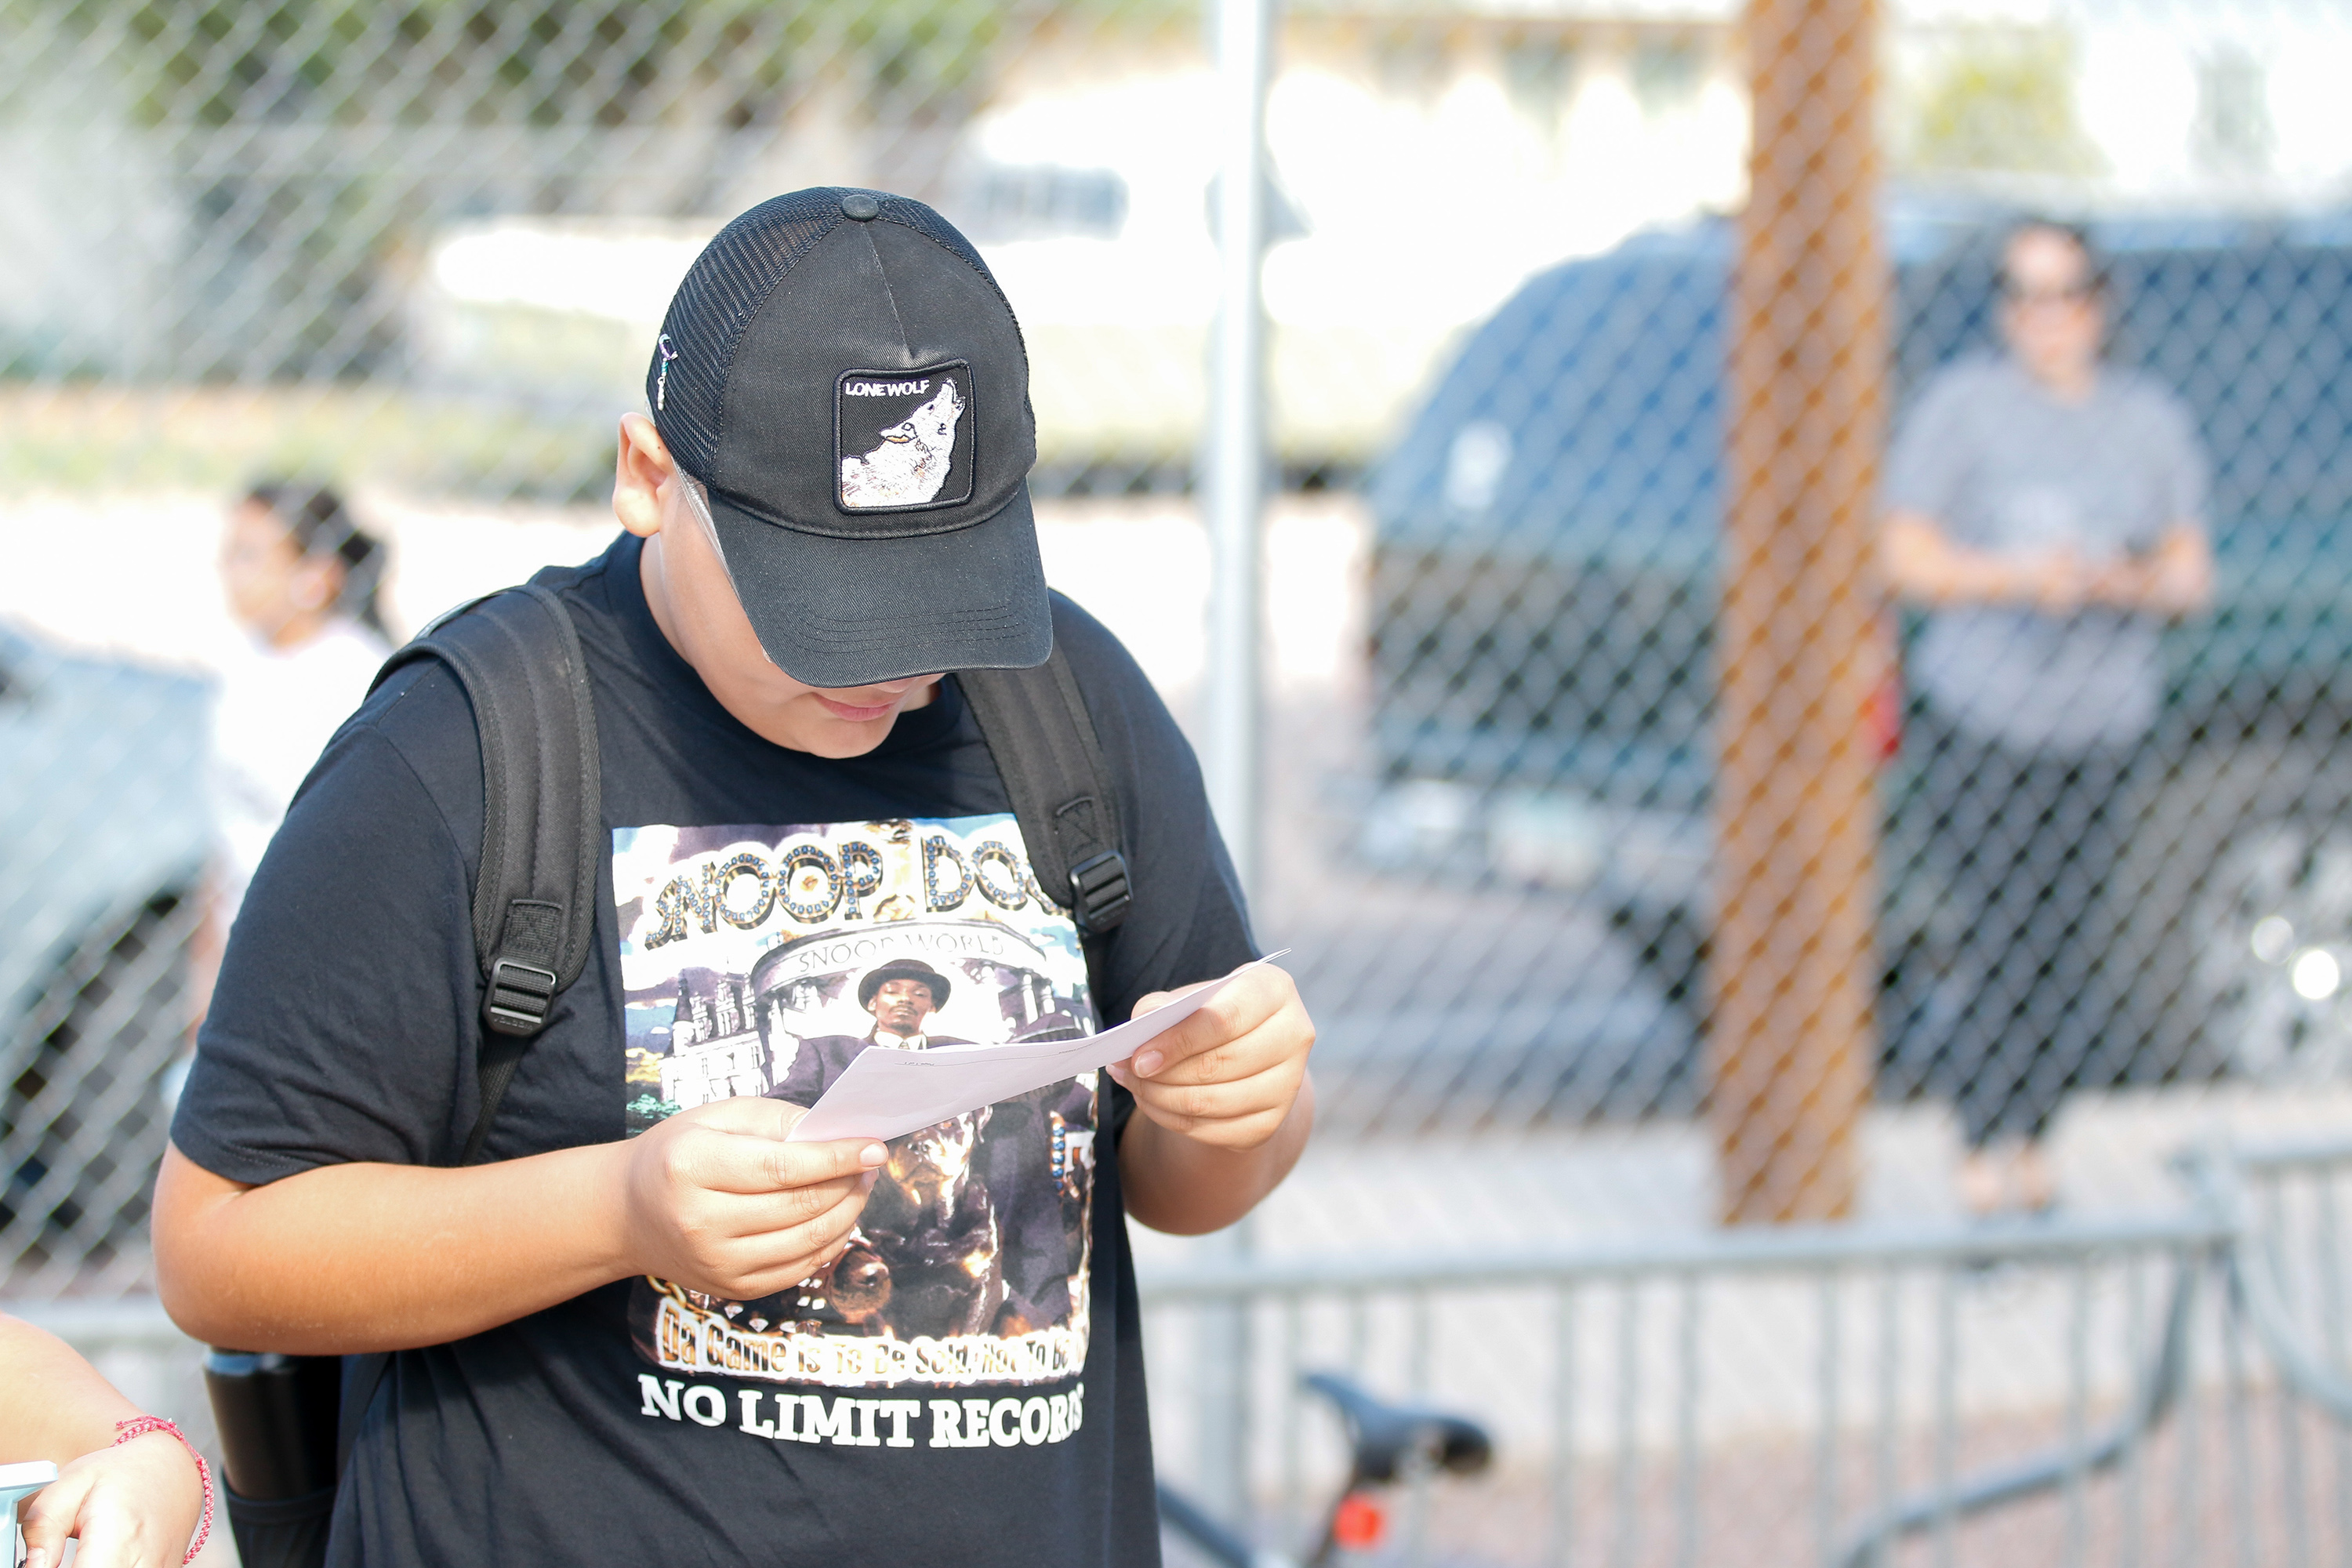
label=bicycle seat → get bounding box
[1301,1370,1494,1485]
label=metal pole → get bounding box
[1196,0,1272,1530]
[1711,0,1886,1223]
[1203,0,1271,898]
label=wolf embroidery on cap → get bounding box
[840,380,966,509]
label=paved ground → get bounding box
[1216,1384,2352,1566]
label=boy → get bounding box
[154,188,1315,1564]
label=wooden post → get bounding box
[1711,0,1887,1224]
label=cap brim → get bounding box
[706,482,1053,688]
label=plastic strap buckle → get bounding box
[1068,850,1132,935]
[485,958,560,1036]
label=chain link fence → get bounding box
[9,0,2352,1562]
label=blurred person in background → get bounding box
[1882,220,2212,1217]
[191,483,391,1024]
[0,1312,214,1566]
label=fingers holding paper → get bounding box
[619,1096,887,1302]
[1106,961,1315,1152]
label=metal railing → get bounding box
[1141,1134,2352,1567]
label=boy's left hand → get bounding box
[1105,964,1314,1153]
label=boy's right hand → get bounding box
[618,1099,885,1301]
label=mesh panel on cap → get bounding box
[648,188,844,481]
[648,188,1027,477]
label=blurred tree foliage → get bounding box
[0,0,1185,399]
[1905,33,2103,177]
[67,0,1030,127]
[27,0,1194,125]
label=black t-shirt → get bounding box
[174,532,1254,1566]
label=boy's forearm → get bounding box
[0,1316,143,1461]
[154,1142,633,1355]
[1120,1073,1314,1236]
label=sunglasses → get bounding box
[2000,277,2100,307]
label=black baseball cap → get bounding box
[645,188,1051,688]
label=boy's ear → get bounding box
[614,412,677,539]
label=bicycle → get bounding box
[1157,1371,1494,1567]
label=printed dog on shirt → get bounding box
[840,380,965,509]
[855,1106,1004,1338]
[723,1107,1002,1341]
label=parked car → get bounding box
[0,619,209,1277]
[1367,209,2352,1104]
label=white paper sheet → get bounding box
[784,953,1287,1144]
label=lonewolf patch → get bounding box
[837,361,975,513]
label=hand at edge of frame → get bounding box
[19,1430,203,1568]
[1106,963,1316,1154]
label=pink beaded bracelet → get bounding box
[110,1417,213,1566]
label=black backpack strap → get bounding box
[368,583,603,1162]
[338,586,604,1475]
[961,621,1132,938]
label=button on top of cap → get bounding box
[840,193,881,220]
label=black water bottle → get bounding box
[202,1349,342,1568]
[202,1349,339,1498]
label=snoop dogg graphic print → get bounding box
[617,815,1098,1388]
